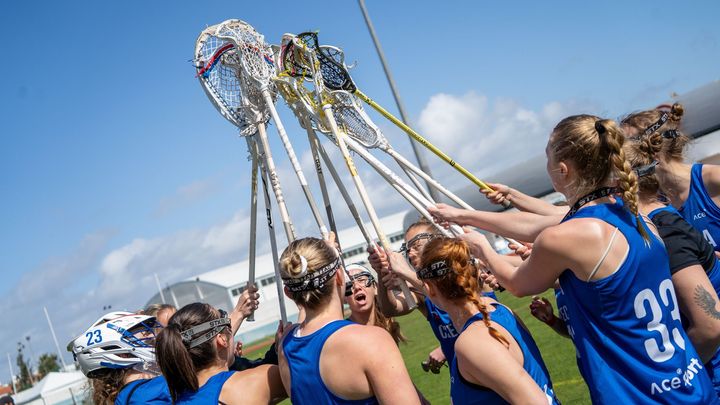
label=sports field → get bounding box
[245,289,591,404]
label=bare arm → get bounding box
[230,284,260,335]
[364,329,421,405]
[483,182,568,216]
[529,296,570,339]
[672,264,720,363]
[456,330,549,404]
[428,204,563,242]
[368,246,410,316]
[460,228,566,297]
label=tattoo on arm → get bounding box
[694,285,720,320]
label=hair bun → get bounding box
[670,103,684,122]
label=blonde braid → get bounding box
[596,119,650,243]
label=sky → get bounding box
[1,0,719,384]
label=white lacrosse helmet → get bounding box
[69,313,159,378]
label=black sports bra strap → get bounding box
[125,379,153,405]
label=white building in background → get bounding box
[145,211,410,343]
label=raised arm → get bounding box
[368,246,415,317]
[428,204,563,242]
[482,182,568,216]
[459,228,567,297]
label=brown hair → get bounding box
[372,300,406,345]
[420,237,509,347]
[143,303,177,317]
[90,369,130,405]
[621,103,688,162]
[279,237,339,310]
[405,216,436,236]
[155,303,229,402]
[550,115,649,241]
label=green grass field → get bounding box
[245,290,591,404]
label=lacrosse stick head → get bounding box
[195,21,269,136]
[294,32,357,92]
[328,90,384,149]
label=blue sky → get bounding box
[1,0,719,383]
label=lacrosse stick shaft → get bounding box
[314,132,374,245]
[389,149,520,244]
[302,118,344,241]
[398,164,434,203]
[246,138,260,322]
[259,154,289,324]
[343,136,459,237]
[355,89,510,208]
[262,90,329,239]
[256,122,296,243]
[322,105,417,309]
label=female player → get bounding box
[622,103,720,250]
[432,115,718,403]
[418,236,558,404]
[278,236,420,404]
[155,301,286,404]
[345,263,406,345]
[69,312,171,405]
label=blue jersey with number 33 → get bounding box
[680,163,720,251]
[559,202,717,404]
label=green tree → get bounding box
[15,345,33,391]
[37,353,60,378]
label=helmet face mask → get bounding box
[69,314,160,378]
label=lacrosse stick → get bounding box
[274,74,375,245]
[254,138,289,324]
[281,34,419,308]
[246,140,259,321]
[214,20,329,239]
[295,32,510,208]
[194,21,296,243]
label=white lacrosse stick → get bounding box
[214,20,329,240]
[195,21,296,243]
[195,23,290,322]
[281,34,418,309]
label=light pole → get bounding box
[7,352,17,394]
[44,307,68,370]
[357,0,440,202]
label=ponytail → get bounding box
[156,323,198,402]
[420,237,509,348]
[595,119,650,243]
[155,303,226,402]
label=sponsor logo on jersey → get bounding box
[650,357,703,396]
[694,211,707,220]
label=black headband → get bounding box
[634,161,659,178]
[180,317,231,349]
[417,260,454,280]
[644,112,670,136]
[282,256,341,292]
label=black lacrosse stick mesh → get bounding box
[281,39,315,79]
[296,32,356,92]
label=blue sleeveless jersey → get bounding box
[424,297,459,361]
[282,320,378,405]
[175,370,234,404]
[115,376,170,405]
[559,202,717,404]
[680,163,720,251]
[449,305,559,404]
[650,204,720,399]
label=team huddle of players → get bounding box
[69,104,720,404]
